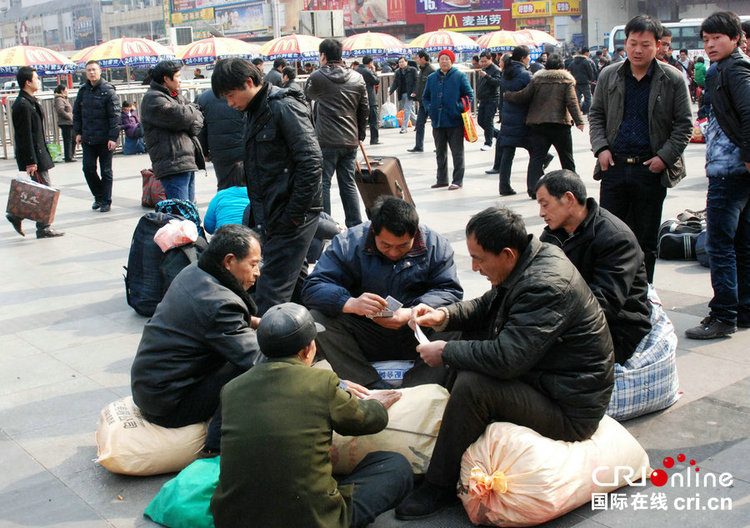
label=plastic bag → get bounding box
[690,117,707,143]
[46,142,63,162]
[153,219,199,252]
[461,96,478,143]
[381,101,398,128]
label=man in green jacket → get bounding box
[211,303,412,528]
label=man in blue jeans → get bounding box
[141,60,205,202]
[686,11,750,339]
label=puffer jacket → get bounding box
[476,61,502,102]
[244,83,323,233]
[440,236,614,440]
[301,222,463,315]
[120,110,140,138]
[130,262,263,417]
[305,63,368,148]
[567,55,597,85]
[589,59,692,187]
[422,67,474,129]
[72,78,120,145]
[141,81,205,179]
[54,93,73,126]
[415,62,435,102]
[540,199,651,364]
[12,91,54,172]
[496,61,531,148]
[504,68,584,127]
[197,88,247,167]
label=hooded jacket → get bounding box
[72,77,121,145]
[422,66,474,129]
[12,90,54,172]
[504,68,584,127]
[305,63,368,148]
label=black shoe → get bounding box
[100,204,111,213]
[528,191,537,200]
[407,147,423,152]
[36,228,65,239]
[500,189,517,196]
[543,153,555,170]
[431,182,449,189]
[685,316,737,340]
[6,214,24,237]
[485,168,499,174]
[395,481,458,520]
[196,448,220,459]
[370,141,382,145]
[92,201,101,210]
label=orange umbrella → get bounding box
[178,37,262,66]
[406,30,481,53]
[81,38,176,68]
[342,32,407,58]
[0,45,74,73]
[475,31,535,52]
[259,34,324,61]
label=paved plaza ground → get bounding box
[1,120,748,527]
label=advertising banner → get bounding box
[550,0,580,16]
[306,0,406,27]
[214,3,265,34]
[511,1,550,18]
[425,11,509,31]
[416,0,504,15]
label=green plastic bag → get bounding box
[144,457,220,528]
[46,142,63,163]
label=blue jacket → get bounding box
[422,67,474,128]
[204,186,250,234]
[497,61,532,148]
[301,222,463,315]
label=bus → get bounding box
[608,17,750,60]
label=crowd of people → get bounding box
[5,10,750,527]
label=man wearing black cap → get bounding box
[212,303,413,528]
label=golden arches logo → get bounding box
[390,0,403,11]
[27,49,56,62]
[123,41,152,54]
[443,14,458,28]
[191,42,213,55]
[274,39,298,52]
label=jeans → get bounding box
[321,146,362,227]
[399,93,413,132]
[477,100,498,146]
[426,371,588,488]
[706,174,750,324]
[160,171,196,202]
[368,104,379,144]
[599,163,667,283]
[82,142,114,206]
[413,103,428,150]
[576,83,592,115]
[527,124,575,193]
[433,126,465,186]
[60,125,75,161]
[336,452,413,528]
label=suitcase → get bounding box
[6,177,60,225]
[355,142,415,219]
[141,168,166,208]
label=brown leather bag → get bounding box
[6,177,60,224]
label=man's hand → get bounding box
[341,380,370,399]
[479,69,487,77]
[410,92,416,98]
[643,155,666,173]
[75,134,81,145]
[107,140,117,151]
[409,304,446,329]
[343,293,387,317]
[25,164,37,176]
[417,340,447,367]
[371,307,412,330]
[598,149,614,171]
[367,389,402,410]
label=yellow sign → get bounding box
[171,7,213,24]
[512,1,550,19]
[443,14,458,28]
[551,0,580,16]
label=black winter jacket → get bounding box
[72,78,120,145]
[476,62,502,102]
[12,91,54,172]
[141,82,205,179]
[197,89,247,167]
[390,65,418,99]
[441,237,614,440]
[356,64,380,108]
[415,62,436,102]
[244,83,323,233]
[567,55,597,85]
[540,199,651,364]
[705,48,750,162]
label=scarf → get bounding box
[198,252,258,319]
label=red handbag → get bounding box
[141,168,166,208]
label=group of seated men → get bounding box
[130,171,678,526]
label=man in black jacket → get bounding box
[389,57,417,134]
[197,88,246,190]
[567,47,597,115]
[73,60,120,212]
[396,206,613,519]
[265,58,286,87]
[476,51,502,150]
[356,56,381,145]
[408,50,435,153]
[213,58,323,315]
[7,67,64,238]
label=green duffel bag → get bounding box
[46,142,63,163]
[144,457,220,528]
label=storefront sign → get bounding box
[511,1,549,18]
[550,0,580,16]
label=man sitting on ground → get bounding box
[130,224,264,455]
[301,196,463,389]
[396,207,613,519]
[536,170,679,420]
[211,302,412,528]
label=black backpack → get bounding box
[657,212,705,261]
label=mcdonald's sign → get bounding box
[443,14,458,28]
[425,10,508,31]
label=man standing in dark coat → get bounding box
[7,67,64,238]
[356,56,381,145]
[389,57,418,135]
[567,48,597,114]
[476,51,502,150]
[395,206,613,519]
[408,49,435,153]
[73,60,120,212]
[197,88,247,190]
[212,58,323,315]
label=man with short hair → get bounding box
[211,302,412,528]
[536,170,679,420]
[657,26,679,68]
[141,60,205,202]
[685,11,750,339]
[476,50,502,150]
[389,57,418,134]
[567,47,597,115]
[677,48,696,101]
[305,38,368,228]
[408,49,435,153]
[194,68,205,79]
[395,206,613,519]
[302,196,463,389]
[266,57,287,87]
[212,58,322,315]
[589,14,692,283]
[73,60,120,212]
[356,56,381,145]
[131,224,264,454]
[7,67,64,238]
[612,47,626,63]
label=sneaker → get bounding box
[480,144,492,151]
[91,201,101,210]
[395,481,459,520]
[399,129,408,134]
[685,316,737,340]
[36,228,65,239]
[6,214,24,237]
[485,168,499,174]
[100,204,111,213]
[431,182,449,189]
[407,147,423,152]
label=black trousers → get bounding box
[477,100,498,146]
[599,163,667,283]
[527,124,575,194]
[433,126,465,186]
[368,104,379,144]
[59,125,75,161]
[426,371,586,488]
[82,142,114,206]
